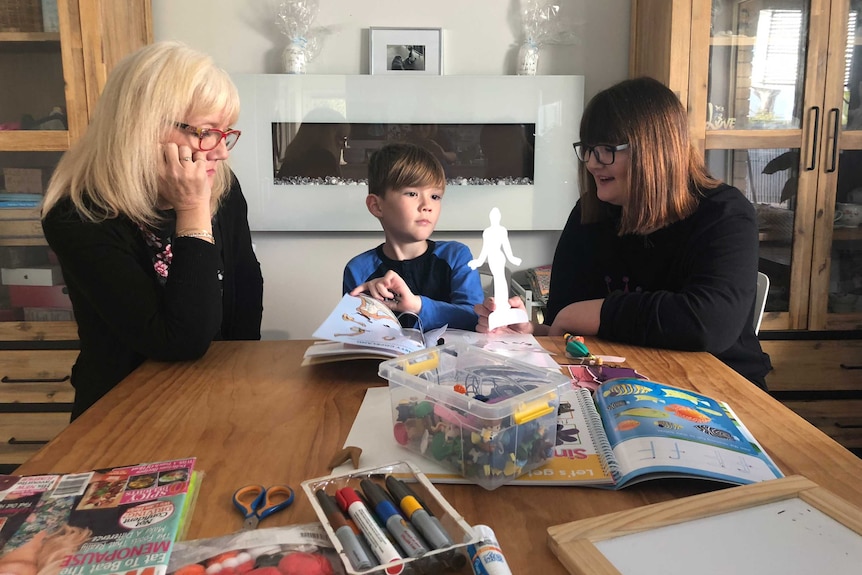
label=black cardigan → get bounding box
[546,184,771,388]
[43,178,263,418]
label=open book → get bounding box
[0,458,200,575]
[340,379,783,489]
[303,294,445,366]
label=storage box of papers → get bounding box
[302,461,477,574]
[379,343,569,490]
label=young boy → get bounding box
[343,143,483,331]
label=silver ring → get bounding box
[181,156,192,162]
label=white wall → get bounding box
[152,0,631,339]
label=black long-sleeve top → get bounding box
[546,184,771,388]
[42,178,263,418]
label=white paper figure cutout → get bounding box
[468,207,529,330]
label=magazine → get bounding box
[0,458,198,575]
[339,379,783,489]
[167,524,346,575]
[303,294,445,366]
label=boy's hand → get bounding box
[474,296,534,334]
[349,270,422,314]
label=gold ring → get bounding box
[181,156,192,162]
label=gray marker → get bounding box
[315,489,375,570]
[360,479,429,558]
[385,476,455,549]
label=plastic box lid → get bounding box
[379,343,571,422]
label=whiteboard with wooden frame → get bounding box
[547,475,862,575]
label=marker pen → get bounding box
[360,479,429,558]
[385,476,455,549]
[336,487,404,574]
[343,512,379,567]
[315,489,374,570]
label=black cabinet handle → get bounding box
[1,375,71,384]
[8,438,49,445]
[826,107,839,173]
[806,106,820,171]
[839,364,862,370]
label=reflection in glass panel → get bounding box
[708,0,809,130]
[844,3,861,130]
[271,122,536,185]
[706,148,798,313]
[0,151,69,322]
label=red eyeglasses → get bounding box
[174,122,241,151]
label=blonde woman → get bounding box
[41,41,263,419]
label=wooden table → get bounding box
[14,338,862,574]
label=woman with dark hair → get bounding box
[475,77,771,388]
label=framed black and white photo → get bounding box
[369,27,442,75]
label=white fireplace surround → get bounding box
[230,74,584,231]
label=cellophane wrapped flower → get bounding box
[275,0,324,73]
[518,0,582,75]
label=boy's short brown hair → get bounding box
[368,143,446,197]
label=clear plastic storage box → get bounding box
[378,343,569,490]
[302,461,477,574]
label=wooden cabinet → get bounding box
[0,0,151,470]
[631,0,862,452]
[761,338,862,451]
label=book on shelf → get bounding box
[0,458,201,575]
[302,293,445,366]
[339,379,783,489]
[167,523,346,575]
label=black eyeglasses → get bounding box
[573,142,629,165]
[175,122,241,151]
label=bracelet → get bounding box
[175,229,215,243]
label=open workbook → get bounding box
[341,379,783,489]
[303,293,447,365]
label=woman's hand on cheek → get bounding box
[157,142,211,214]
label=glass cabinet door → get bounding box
[0,25,72,329]
[810,0,862,329]
[700,0,827,330]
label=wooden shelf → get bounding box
[0,32,60,42]
[833,226,862,242]
[710,34,757,47]
[0,130,68,151]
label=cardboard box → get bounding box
[8,285,71,308]
[379,343,569,490]
[1,266,64,286]
[302,461,476,575]
[2,168,45,195]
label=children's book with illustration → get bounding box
[339,379,783,489]
[303,294,445,366]
[0,458,199,575]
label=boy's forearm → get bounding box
[419,297,480,331]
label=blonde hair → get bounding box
[37,525,92,575]
[41,41,240,226]
[578,77,718,235]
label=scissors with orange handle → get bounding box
[232,484,295,530]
